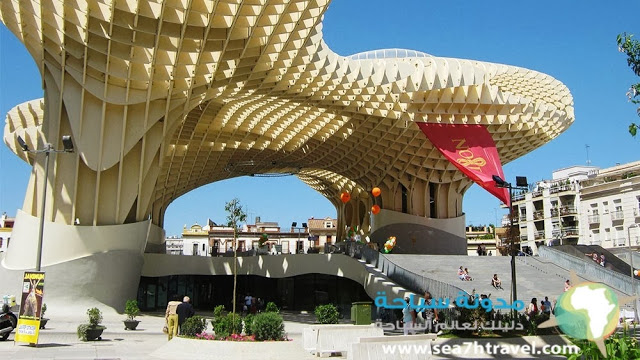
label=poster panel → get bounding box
[14,271,45,344]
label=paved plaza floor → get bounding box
[0,310,575,359]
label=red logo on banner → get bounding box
[416,123,510,206]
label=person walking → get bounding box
[526,298,539,320]
[165,296,182,340]
[176,296,195,334]
[421,291,439,333]
[540,296,552,316]
[402,297,417,335]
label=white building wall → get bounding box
[580,186,640,248]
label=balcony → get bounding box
[534,230,545,240]
[588,215,600,224]
[563,227,579,237]
[519,235,528,242]
[611,210,624,221]
[614,238,627,247]
[560,206,577,216]
[533,210,544,221]
[549,184,575,194]
[519,214,527,222]
[589,240,602,246]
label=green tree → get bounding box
[617,33,640,136]
[225,198,247,318]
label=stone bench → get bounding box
[347,334,437,360]
[303,324,383,357]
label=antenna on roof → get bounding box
[585,144,591,166]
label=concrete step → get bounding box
[382,254,625,306]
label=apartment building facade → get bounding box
[508,161,640,254]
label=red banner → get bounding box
[416,123,510,206]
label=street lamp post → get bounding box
[493,175,528,317]
[627,223,639,325]
[17,135,74,271]
[291,222,307,253]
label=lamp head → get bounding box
[302,222,307,228]
[17,136,29,151]
[61,135,74,152]
[515,176,528,187]
[291,222,297,227]
[492,175,507,187]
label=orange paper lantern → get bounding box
[340,192,351,203]
[371,187,381,197]
[371,204,381,214]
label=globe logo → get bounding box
[553,282,619,341]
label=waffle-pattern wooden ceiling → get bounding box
[2,0,573,216]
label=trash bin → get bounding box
[351,301,372,325]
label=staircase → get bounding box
[383,254,581,304]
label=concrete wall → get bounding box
[369,209,466,254]
[3,210,163,269]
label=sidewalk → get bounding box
[0,310,576,359]
[0,310,319,360]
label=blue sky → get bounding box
[1,0,639,236]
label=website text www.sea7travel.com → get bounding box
[381,341,580,356]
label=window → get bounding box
[592,230,600,244]
[604,228,610,241]
[324,221,332,228]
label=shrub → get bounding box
[77,324,91,341]
[181,315,207,337]
[243,314,255,336]
[41,303,47,317]
[77,307,105,341]
[314,304,339,324]
[213,313,242,338]
[253,312,285,341]
[87,307,103,326]
[213,305,225,320]
[264,302,279,313]
[124,300,140,320]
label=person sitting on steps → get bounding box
[463,267,473,281]
[491,274,503,290]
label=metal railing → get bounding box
[560,206,577,215]
[611,211,624,221]
[563,227,579,237]
[343,242,466,301]
[614,238,627,247]
[538,246,640,296]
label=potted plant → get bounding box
[123,299,140,330]
[77,307,106,341]
[39,303,48,329]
